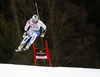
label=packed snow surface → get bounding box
[0,64,100,77]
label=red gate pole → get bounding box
[45,40,52,67]
[33,43,36,66]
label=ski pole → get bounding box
[35,3,40,20]
[35,3,43,32]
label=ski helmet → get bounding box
[32,15,38,23]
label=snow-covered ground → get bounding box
[0,64,100,77]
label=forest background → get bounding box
[0,0,100,68]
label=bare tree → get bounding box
[47,0,59,66]
[10,0,21,40]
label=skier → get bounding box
[15,15,47,52]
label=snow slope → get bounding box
[0,64,100,77]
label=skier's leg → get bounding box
[17,32,31,51]
[23,33,37,50]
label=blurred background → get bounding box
[0,0,100,68]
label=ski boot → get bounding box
[15,45,23,52]
[23,43,31,51]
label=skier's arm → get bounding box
[40,21,47,37]
[23,19,30,38]
[41,21,47,34]
[24,19,30,31]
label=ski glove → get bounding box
[23,32,27,38]
[40,28,47,37]
[40,32,45,37]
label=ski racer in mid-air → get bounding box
[15,15,47,52]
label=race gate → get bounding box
[33,40,52,67]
